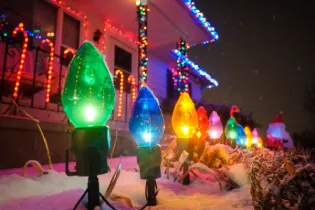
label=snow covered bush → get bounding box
[249,149,315,210]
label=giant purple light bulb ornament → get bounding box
[208,111,223,142]
[129,84,164,206]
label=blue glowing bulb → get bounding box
[129,85,165,147]
[236,125,246,145]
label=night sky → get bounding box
[190,0,315,134]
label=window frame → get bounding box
[47,0,84,56]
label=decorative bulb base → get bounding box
[137,145,162,180]
[65,126,115,210]
[177,138,193,185]
[67,126,110,177]
[137,145,162,206]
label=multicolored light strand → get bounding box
[115,69,124,118]
[182,0,219,42]
[137,1,149,83]
[128,75,136,104]
[172,49,219,88]
[175,38,189,93]
[41,39,55,103]
[12,23,28,99]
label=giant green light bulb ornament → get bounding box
[224,117,238,148]
[63,42,116,210]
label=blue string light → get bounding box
[172,49,219,88]
[182,0,219,47]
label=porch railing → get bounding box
[0,35,70,113]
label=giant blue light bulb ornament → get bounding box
[129,84,164,206]
[236,125,246,146]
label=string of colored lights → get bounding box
[137,1,149,83]
[172,49,219,88]
[115,69,124,118]
[178,38,189,93]
[50,0,88,40]
[105,21,138,45]
[12,23,29,99]
[41,39,55,103]
[182,0,219,42]
[128,75,136,104]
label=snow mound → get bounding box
[225,163,249,187]
[0,157,253,210]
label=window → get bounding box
[114,45,132,93]
[32,0,57,47]
[167,69,192,98]
[62,13,80,49]
[114,46,132,73]
[60,12,81,66]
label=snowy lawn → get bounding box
[0,157,253,210]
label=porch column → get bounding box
[136,1,149,85]
[175,38,189,93]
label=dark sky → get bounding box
[190,0,315,134]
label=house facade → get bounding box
[0,0,218,169]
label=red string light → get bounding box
[115,69,124,118]
[12,23,28,99]
[50,0,88,40]
[101,21,106,55]
[105,21,138,45]
[41,39,55,103]
[63,48,75,58]
[128,75,136,104]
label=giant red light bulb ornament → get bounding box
[172,92,198,185]
[194,106,209,157]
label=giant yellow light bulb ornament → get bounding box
[171,92,198,185]
[172,92,198,138]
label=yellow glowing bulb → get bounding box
[257,143,262,148]
[136,0,140,5]
[171,93,198,138]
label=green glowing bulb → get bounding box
[224,117,238,140]
[61,41,115,128]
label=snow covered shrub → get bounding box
[249,149,315,210]
[199,143,231,168]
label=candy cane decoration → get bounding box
[41,39,55,103]
[63,48,75,58]
[115,70,124,118]
[128,75,136,104]
[12,23,29,99]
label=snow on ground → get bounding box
[0,157,253,210]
